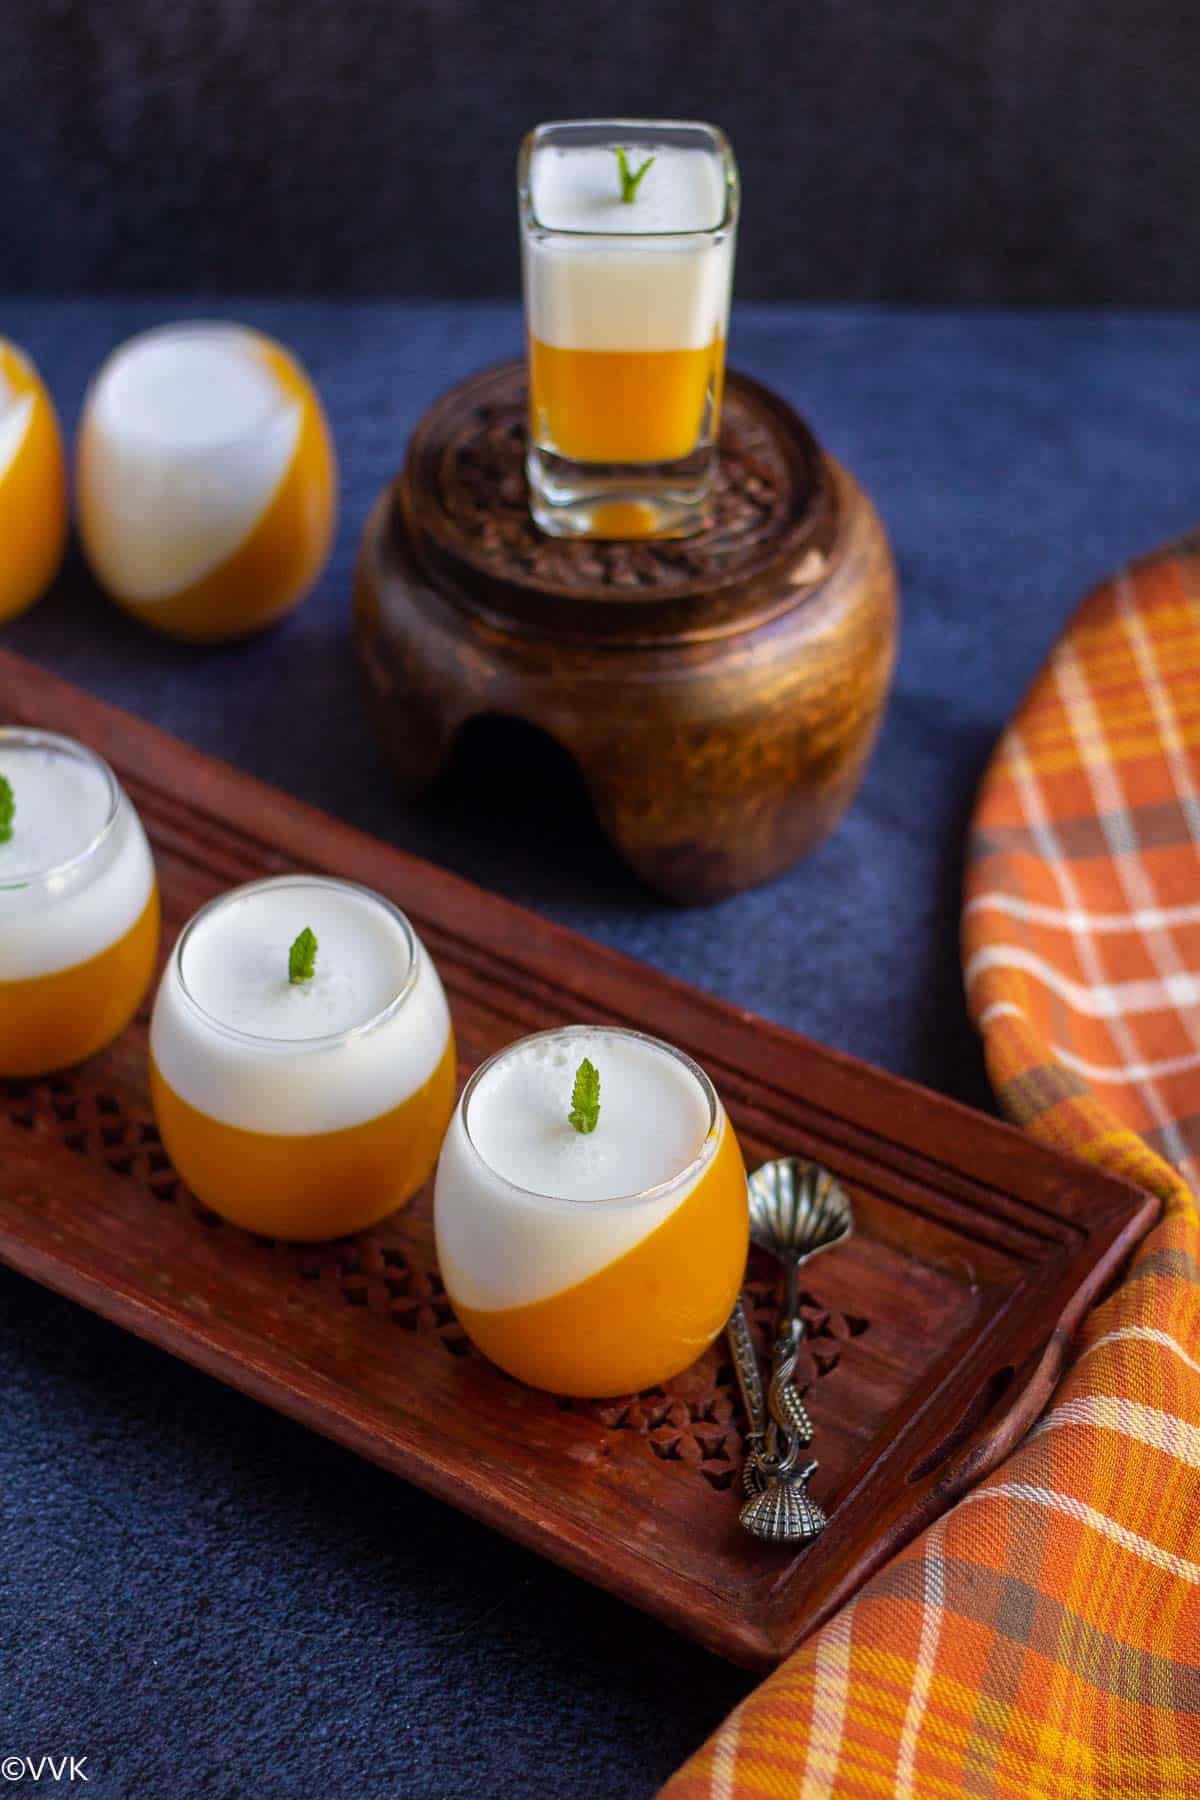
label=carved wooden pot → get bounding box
[354,362,898,905]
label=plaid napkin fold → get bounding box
[661,536,1200,1798]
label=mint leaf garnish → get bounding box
[614,146,655,204]
[288,926,318,985]
[569,1057,601,1134]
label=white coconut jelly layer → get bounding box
[0,734,155,981]
[524,141,733,352]
[77,324,301,603]
[434,1026,722,1312]
[0,347,35,484]
[150,877,452,1136]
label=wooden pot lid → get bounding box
[394,361,841,646]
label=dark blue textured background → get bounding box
[1,300,1197,1798]
[4,1,1199,304]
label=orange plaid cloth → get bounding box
[661,538,1200,1797]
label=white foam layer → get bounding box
[434,1028,721,1311]
[150,878,452,1135]
[469,1028,710,1198]
[0,738,155,980]
[77,325,301,603]
[532,145,726,235]
[0,350,34,483]
[525,142,734,351]
[181,881,413,1040]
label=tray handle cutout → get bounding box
[907,1363,1014,1483]
[902,1340,1060,1512]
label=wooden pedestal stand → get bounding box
[354,363,898,903]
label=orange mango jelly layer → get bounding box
[0,344,67,624]
[0,887,160,1078]
[528,337,725,464]
[149,1031,457,1241]
[453,1116,749,1398]
[117,343,336,643]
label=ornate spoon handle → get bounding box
[768,1331,814,1447]
[764,1265,806,1463]
[726,1297,767,1455]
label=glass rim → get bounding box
[0,727,121,893]
[81,320,298,459]
[518,118,739,240]
[459,1023,722,1210]
[172,874,421,1053]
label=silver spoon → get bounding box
[738,1157,854,1544]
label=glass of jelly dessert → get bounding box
[435,1024,749,1396]
[149,875,456,1241]
[0,728,159,1076]
[77,322,336,643]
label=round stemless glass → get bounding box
[434,1023,749,1396]
[0,728,159,1076]
[148,875,457,1241]
[0,341,68,623]
[76,321,336,643]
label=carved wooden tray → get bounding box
[0,651,1157,1670]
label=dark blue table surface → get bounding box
[2,299,1197,1800]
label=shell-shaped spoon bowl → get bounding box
[738,1459,827,1544]
[747,1157,854,1266]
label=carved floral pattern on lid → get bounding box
[401,364,838,620]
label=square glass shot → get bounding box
[518,120,739,541]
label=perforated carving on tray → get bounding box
[293,1240,473,1359]
[8,1075,180,1197]
[4,1071,869,1493]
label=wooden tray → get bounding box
[0,650,1157,1670]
